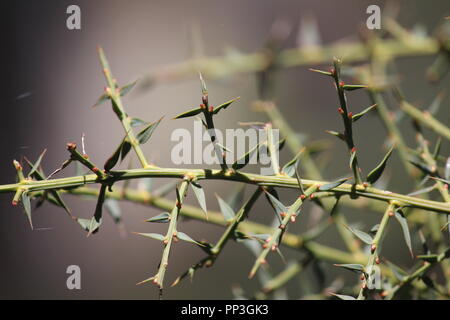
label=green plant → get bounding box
[2,17,450,300]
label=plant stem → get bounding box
[211,187,263,255]
[249,184,319,278]
[400,100,450,141]
[358,202,395,300]
[2,166,450,213]
[98,47,150,168]
[137,180,189,294]
[138,36,441,90]
[256,101,364,257]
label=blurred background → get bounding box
[1,0,449,299]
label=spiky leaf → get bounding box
[342,84,367,91]
[334,264,365,273]
[92,93,109,108]
[352,104,377,122]
[319,177,351,191]
[77,218,100,234]
[309,68,332,76]
[409,160,433,176]
[281,148,304,177]
[394,209,413,257]
[24,158,70,215]
[130,118,147,127]
[216,194,236,221]
[325,130,345,141]
[173,107,203,119]
[104,199,122,223]
[345,225,373,245]
[227,184,245,212]
[145,212,170,223]
[119,80,138,97]
[265,191,287,219]
[212,97,240,115]
[104,138,132,171]
[191,182,207,217]
[386,261,408,281]
[135,232,165,241]
[21,192,32,229]
[366,146,394,184]
[87,184,106,235]
[104,140,124,172]
[27,149,47,178]
[137,117,163,144]
[177,232,205,247]
[232,142,260,170]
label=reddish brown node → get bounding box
[348,112,353,118]
[338,107,344,114]
[205,260,213,268]
[351,147,357,153]
[66,142,77,151]
[13,161,23,170]
[300,194,306,200]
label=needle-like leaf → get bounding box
[216,194,236,222]
[319,177,351,191]
[345,225,373,245]
[394,208,413,257]
[145,212,171,223]
[173,107,203,119]
[191,182,207,218]
[137,117,163,145]
[281,148,305,177]
[366,146,394,184]
[212,97,240,115]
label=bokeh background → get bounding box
[1,0,449,299]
